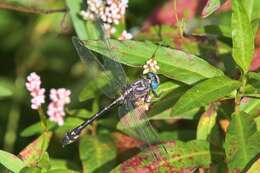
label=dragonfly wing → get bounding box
[72,36,122,98]
[118,100,168,160]
[95,17,128,90]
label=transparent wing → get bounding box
[72,36,122,98]
[95,17,128,91]
[96,18,128,87]
[118,100,168,161]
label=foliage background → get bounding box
[0,0,260,172]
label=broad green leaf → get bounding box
[67,109,93,119]
[156,81,180,96]
[172,76,241,116]
[79,72,111,101]
[245,72,260,94]
[0,85,13,99]
[248,72,260,81]
[225,112,260,172]
[256,117,260,131]
[79,134,117,173]
[18,132,52,166]
[240,97,260,115]
[197,105,217,140]
[37,152,50,170]
[49,158,80,171]
[159,130,196,142]
[246,157,260,173]
[20,120,56,137]
[19,167,42,173]
[111,140,223,172]
[0,150,26,173]
[45,169,78,173]
[148,85,190,119]
[202,0,225,18]
[82,39,224,84]
[251,1,260,21]
[242,0,259,21]
[56,117,84,133]
[65,0,87,40]
[232,0,254,73]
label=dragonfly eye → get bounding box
[146,72,160,89]
[151,80,159,89]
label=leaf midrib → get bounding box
[174,79,239,114]
[237,115,249,164]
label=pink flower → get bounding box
[118,30,133,40]
[47,88,71,126]
[25,72,45,109]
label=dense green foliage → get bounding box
[0,0,260,173]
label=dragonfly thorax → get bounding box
[122,79,151,103]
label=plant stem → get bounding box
[3,104,20,152]
[38,107,48,132]
[0,2,67,15]
[235,74,248,113]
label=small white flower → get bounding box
[118,30,133,40]
[143,59,160,74]
[81,0,129,36]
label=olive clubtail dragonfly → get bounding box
[62,19,167,160]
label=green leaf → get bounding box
[159,130,196,142]
[197,105,217,140]
[0,85,13,99]
[37,152,50,170]
[232,0,254,73]
[111,140,222,172]
[250,1,260,21]
[18,132,52,166]
[49,158,80,171]
[79,72,111,101]
[45,169,78,173]
[225,112,260,172]
[67,109,93,119]
[148,85,190,119]
[65,0,87,40]
[20,121,56,137]
[245,72,260,94]
[202,0,225,18]
[56,117,84,132]
[82,39,224,85]
[246,157,260,173]
[79,134,117,173]
[156,81,180,96]
[240,97,260,115]
[19,167,42,173]
[241,0,257,21]
[172,76,241,116]
[256,117,260,131]
[0,150,26,173]
[248,72,260,81]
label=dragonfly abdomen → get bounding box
[62,96,124,146]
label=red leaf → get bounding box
[112,132,143,153]
[250,48,260,71]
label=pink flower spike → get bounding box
[47,88,71,126]
[25,72,45,110]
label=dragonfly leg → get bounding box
[144,94,151,103]
[152,89,160,98]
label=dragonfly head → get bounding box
[146,72,160,90]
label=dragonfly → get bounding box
[62,18,167,160]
